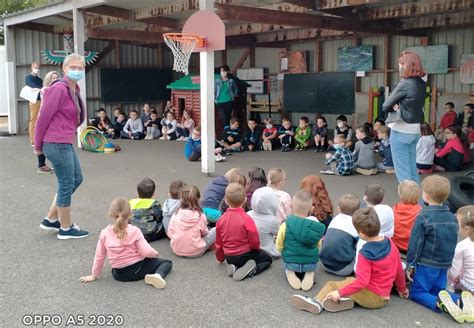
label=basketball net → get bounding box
[163,33,199,76]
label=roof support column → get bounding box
[5,25,18,135]
[73,6,88,147]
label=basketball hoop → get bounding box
[163,33,205,75]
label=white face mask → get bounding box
[337,122,345,129]
[220,71,228,78]
[32,68,40,75]
[266,124,273,129]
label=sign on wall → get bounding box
[461,54,474,84]
[405,45,448,74]
[237,68,265,94]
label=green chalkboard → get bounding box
[283,72,355,114]
[405,45,448,74]
[100,68,172,103]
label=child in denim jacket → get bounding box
[406,175,471,323]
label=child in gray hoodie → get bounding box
[163,180,185,236]
[353,125,377,176]
[247,187,280,259]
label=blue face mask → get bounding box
[67,70,85,81]
[334,144,342,150]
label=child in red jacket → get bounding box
[215,183,272,281]
[290,207,408,314]
[434,125,465,172]
[435,102,457,141]
[392,181,422,253]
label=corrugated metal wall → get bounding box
[12,27,474,132]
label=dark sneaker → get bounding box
[57,224,89,240]
[232,260,256,281]
[462,291,474,323]
[39,218,60,231]
[144,273,166,289]
[226,264,236,277]
[290,295,322,314]
[37,166,54,174]
[322,297,355,312]
[437,290,465,323]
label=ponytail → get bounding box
[180,186,202,214]
[109,197,132,240]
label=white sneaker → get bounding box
[159,136,166,140]
[177,136,185,141]
[320,169,336,175]
[215,154,224,162]
[144,274,166,289]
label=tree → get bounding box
[1,0,48,45]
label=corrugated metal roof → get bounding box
[1,0,65,19]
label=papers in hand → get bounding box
[20,86,40,103]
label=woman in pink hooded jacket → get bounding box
[168,186,216,257]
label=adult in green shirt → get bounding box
[215,65,238,128]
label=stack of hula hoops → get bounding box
[80,127,110,153]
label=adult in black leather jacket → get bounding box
[382,51,426,184]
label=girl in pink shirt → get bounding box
[267,168,292,224]
[168,186,216,257]
[80,198,172,288]
[448,206,474,294]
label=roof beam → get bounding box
[85,5,178,29]
[255,28,353,44]
[317,0,386,10]
[282,0,316,10]
[15,22,56,34]
[401,10,474,30]
[216,3,395,34]
[86,27,164,43]
[366,0,474,20]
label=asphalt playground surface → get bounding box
[1,135,472,327]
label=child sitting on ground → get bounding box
[392,181,422,253]
[140,103,151,126]
[267,168,292,224]
[215,183,273,281]
[434,125,465,172]
[321,134,354,176]
[295,116,312,151]
[247,186,280,259]
[168,186,216,258]
[354,184,394,272]
[416,123,436,174]
[176,110,195,141]
[262,117,278,151]
[407,175,466,323]
[129,178,165,242]
[376,126,395,174]
[290,207,408,315]
[319,194,360,276]
[448,205,474,296]
[160,111,178,141]
[353,125,377,176]
[79,197,172,289]
[91,108,111,135]
[435,102,457,141]
[144,110,162,140]
[300,175,334,231]
[243,118,261,151]
[278,118,295,152]
[313,116,328,152]
[163,180,185,235]
[277,190,325,291]
[219,117,242,154]
[121,110,144,140]
[373,118,385,144]
[184,126,225,162]
[329,115,353,149]
[108,111,127,139]
[245,166,267,208]
[201,168,246,223]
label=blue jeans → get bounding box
[390,130,420,184]
[410,264,459,312]
[43,143,83,207]
[284,261,317,273]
